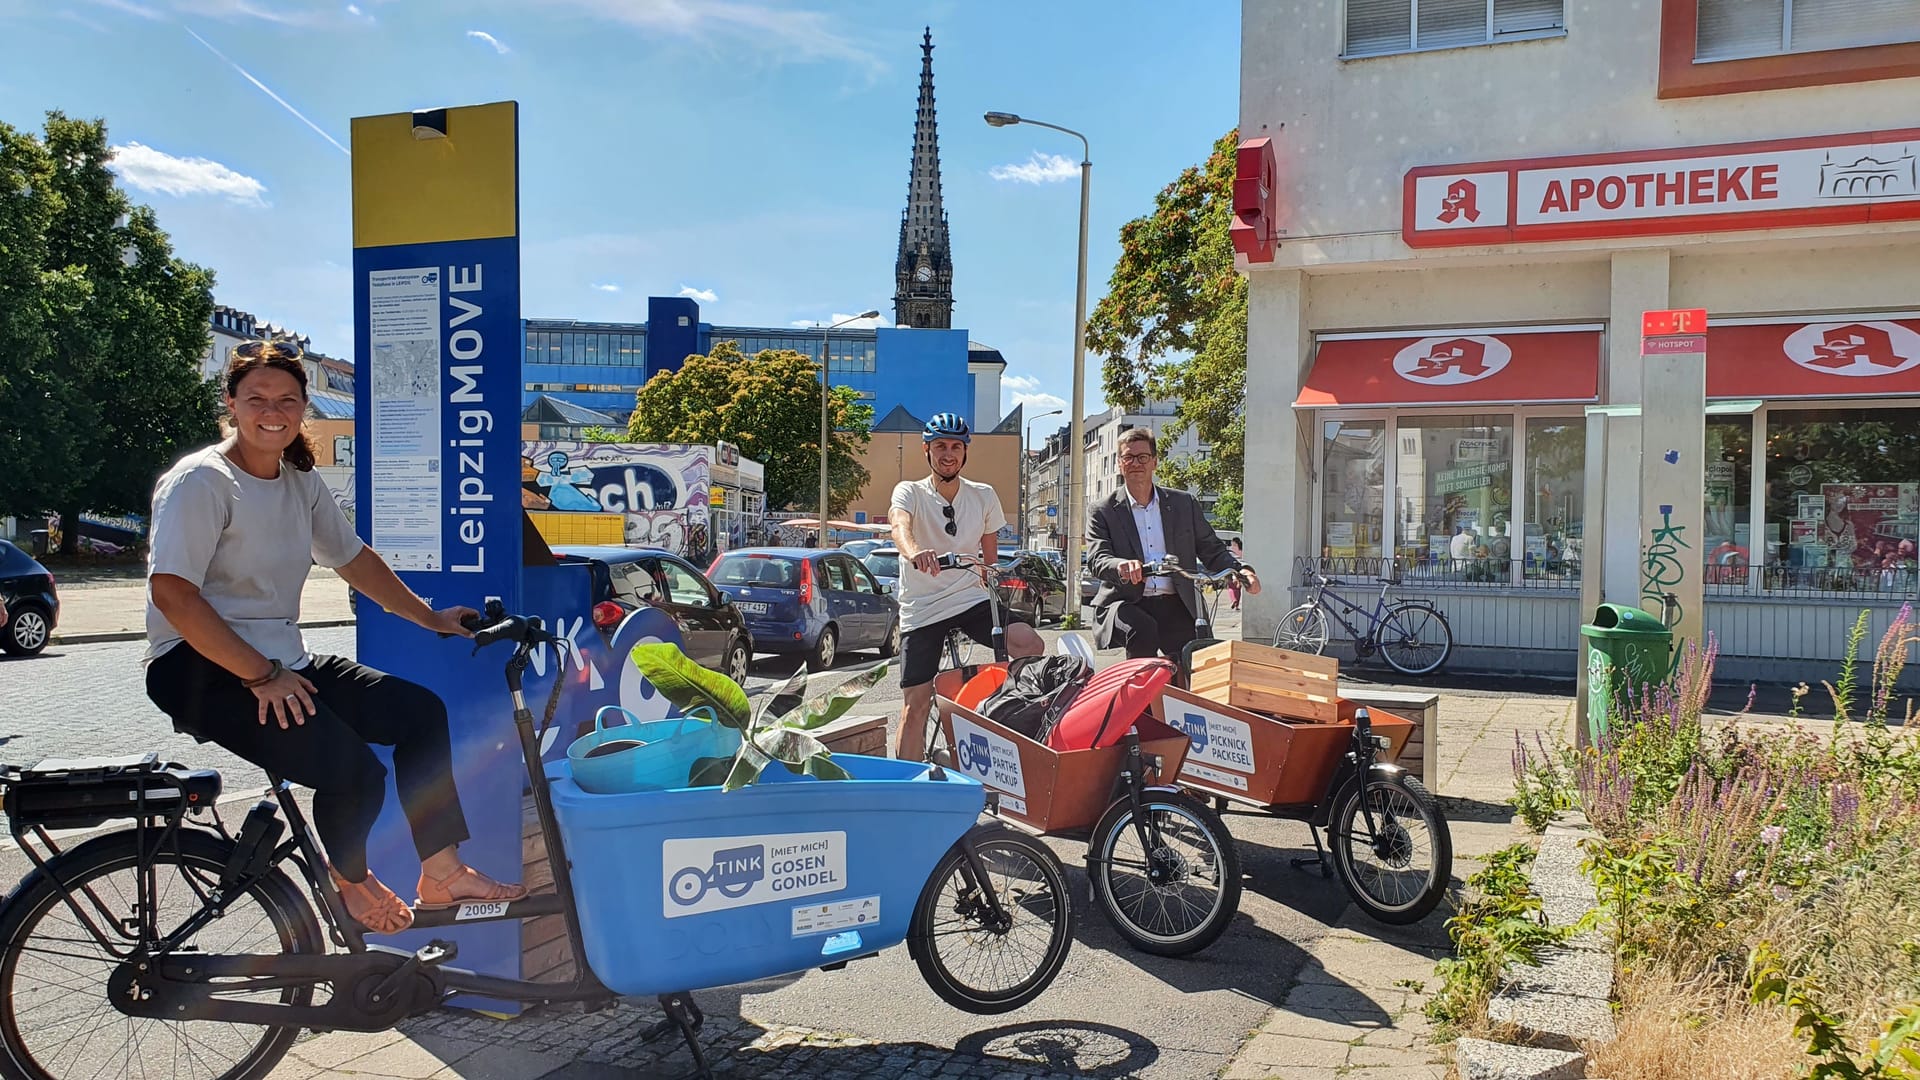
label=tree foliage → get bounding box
[1086,128,1244,507]
[0,113,218,552]
[627,342,872,514]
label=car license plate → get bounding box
[736,602,770,614]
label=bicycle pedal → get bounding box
[415,940,457,966]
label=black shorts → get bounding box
[901,599,1032,689]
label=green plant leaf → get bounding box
[754,666,812,727]
[721,740,775,792]
[751,727,853,781]
[783,662,890,730]
[628,643,751,728]
[687,755,734,788]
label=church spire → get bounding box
[894,26,953,330]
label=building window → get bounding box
[1323,420,1386,562]
[1763,407,1918,594]
[1696,0,1919,61]
[1393,415,1514,580]
[1344,0,1564,58]
[1523,419,1584,581]
[1703,416,1754,586]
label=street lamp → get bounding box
[818,310,881,541]
[986,110,1091,617]
[1022,408,1062,546]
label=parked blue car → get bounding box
[708,547,899,671]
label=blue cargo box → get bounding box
[547,754,985,997]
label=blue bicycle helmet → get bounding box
[922,412,971,444]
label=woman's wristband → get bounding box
[242,659,282,688]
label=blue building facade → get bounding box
[522,300,989,437]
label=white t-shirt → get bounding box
[145,446,366,668]
[889,475,1007,631]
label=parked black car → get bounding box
[553,545,753,686]
[995,550,1072,625]
[0,540,59,656]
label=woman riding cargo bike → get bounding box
[0,352,1073,1080]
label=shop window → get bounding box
[1393,415,1513,582]
[1344,0,1564,58]
[1703,416,1754,586]
[1322,420,1386,565]
[1764,407,1920,594]
[1523,419,1584,581]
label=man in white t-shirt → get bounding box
[890,412,1044,758]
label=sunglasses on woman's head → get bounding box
[235,340,300,361]
[942,505,956,536]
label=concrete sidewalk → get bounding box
[51,567,354,644]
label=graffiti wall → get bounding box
[522,441,713,559]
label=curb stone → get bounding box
[54,618,356,646]
[1454,1037,1585,1080]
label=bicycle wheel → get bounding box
[1377,604,1452,676]
[942,627,977,669]
[909,827,1073,1014]
[1271,604,1330,655]
[0,829,323,1080]
[1328,772,1452,925]
[1088,792,1241,956]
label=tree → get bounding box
[1209,488,1243,531]
[577,425,625,444]
[1086,129,1244,497]
[627,342,872,514]
[0,113,218,554]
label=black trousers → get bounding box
[146,644,470,880]
[1108,594,1200,662]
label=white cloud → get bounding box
[79,0,164,19]
[466,29,510,53]
[789,312,889,330]
[542,0,881,73]
[1012,392,1069,414]
[1002,373,1042,393]
[990,152,1078,185]
[109,142,267,206]
[677,285,718,304]
[592,282,621,293]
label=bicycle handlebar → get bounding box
[1136,559,1254,590]
[934,552,1010,580]
[451,600,559,648]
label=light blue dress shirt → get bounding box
[1128,488,1174,596]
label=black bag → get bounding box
[978,654,1093,742]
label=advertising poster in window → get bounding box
[1813,483,1919,569]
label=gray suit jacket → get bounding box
[1086,486,1240,649]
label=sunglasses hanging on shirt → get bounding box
[941,504,956,536]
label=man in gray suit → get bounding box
[1087,427,1260,659]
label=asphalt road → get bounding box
[0,621,1373,1078]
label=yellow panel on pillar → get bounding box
[351,103,519,247]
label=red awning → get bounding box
[1296,329,1601,408]
[1707,319,1920,399]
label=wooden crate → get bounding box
[1187,640,1341,723]
[935,694,1190,834]
[1154,686,1416,808]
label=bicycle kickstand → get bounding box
[641,991,712,1079]
[1290,825,1335,880]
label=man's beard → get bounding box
[928,451,965,481]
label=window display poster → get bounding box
[1326,521,1357,557]
[1815,483,1919,569]
[1797,494,1825,520]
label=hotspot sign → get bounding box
[950,715,1027,797]
[662,831,847,918]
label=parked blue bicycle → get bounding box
[1272,559,1454,677]
[0,604,1073,1080]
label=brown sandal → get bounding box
[330,868,415,935]
[415,865,529,911]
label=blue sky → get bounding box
[0,0,1239,437]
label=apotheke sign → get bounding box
[1405,128,1920,247]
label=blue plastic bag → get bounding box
[567,705,742,795]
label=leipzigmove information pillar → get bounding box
[350,102,525,1005]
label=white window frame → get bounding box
[1312,405,1588,589]
[1342,0,1568,60]
[1695,0,1920,63]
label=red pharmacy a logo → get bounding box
[1437,179,1480,224]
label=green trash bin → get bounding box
[1581,604,1674,742]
